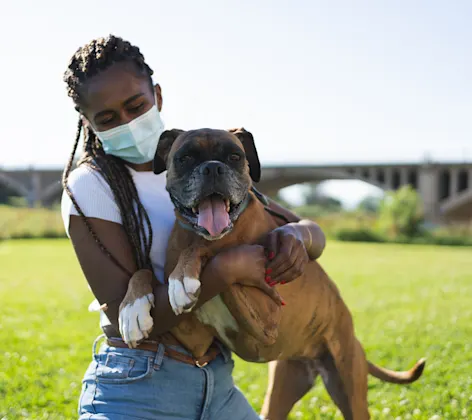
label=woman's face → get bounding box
[78,61,162,133]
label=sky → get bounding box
[1,0,471,205]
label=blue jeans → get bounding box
[78,335,260,419]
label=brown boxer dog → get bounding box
[119,128,426,420]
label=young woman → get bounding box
[61,35,326,419]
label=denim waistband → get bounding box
[92,334,231,364]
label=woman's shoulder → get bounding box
[65,164,110,192]
[61,164,121,229]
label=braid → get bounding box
[62,35,154,273]
[64,35,153,103]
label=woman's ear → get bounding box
[154,84,163,112]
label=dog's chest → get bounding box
[195,296,238,350]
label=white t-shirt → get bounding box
[61,164,176,329]
[61,164,176,284]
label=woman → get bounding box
[62,35,326,419]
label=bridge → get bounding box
[1,161,472,223]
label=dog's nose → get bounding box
[200,161,226,177]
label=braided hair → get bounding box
[62,35,154,275]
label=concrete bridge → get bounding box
[1,161,472,223]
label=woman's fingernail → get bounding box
[266,268,272,275]
[281,299,286,306]
[265,276,271,283]
[269,281,277,287]
[281,280,286,285]
[269,251,275,260]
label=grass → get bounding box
[1,240,471,419]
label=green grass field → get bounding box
[1,239,471,419]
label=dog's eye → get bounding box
[179,155,193,164]
[229,153,241,162]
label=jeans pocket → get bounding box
[96,352,155,384]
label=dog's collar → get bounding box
[177,218,198,233]
[176,193,252,234]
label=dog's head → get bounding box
[153,128,261,241]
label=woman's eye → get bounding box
[129,103,145,113]
[98,117,115,126]
[229,153,241,161]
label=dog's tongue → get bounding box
[197,196,230,237]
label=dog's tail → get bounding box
[367,358,426,384]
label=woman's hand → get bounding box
[265,224,310,285]
[213,245,284,305]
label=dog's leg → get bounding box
[168,246,207,315]
[260,359,318,420]
[118,246,206,347]
[316,351,351,419]
[118,269,155,348]
[326,317,370,420]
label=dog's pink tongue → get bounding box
[197,196,230,237]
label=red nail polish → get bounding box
[265,276,271,283]
[281,299,286,306]
[266,268,272,275]
[281,281,286,285]
[269,251,275,260]
[269,281,277,287]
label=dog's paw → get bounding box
[119,293,154,348]
[168,277,201,315]
[88,299,101,312]
[183,276,201,298]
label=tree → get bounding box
[269,192,293,209]
[303,183,343,212]
[378,185,424,238]
[357,195,382,214]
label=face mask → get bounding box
[94,95,165,164]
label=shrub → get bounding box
[333,228,385,243]
[378,186,424,238]
[0,205,65,240]
[332,226,472,247]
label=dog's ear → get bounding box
[228,127,261,183]
[153,129,185,174]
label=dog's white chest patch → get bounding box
[196,296,239,349]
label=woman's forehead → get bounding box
[80,61,151,113]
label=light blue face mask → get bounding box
[94,95,165,164]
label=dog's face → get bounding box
[153,128,261,241]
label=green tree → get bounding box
[267,192,293,209]
[357,195,382,214]
[303,183,343,212]
[378,185,424,238]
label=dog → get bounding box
[118,128,426,420]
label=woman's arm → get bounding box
[68,216,232,335]
[68,216,276,336]
[265,197,326,260]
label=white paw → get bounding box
[119,293,154,348]
[168,277,200,315]
[183,276,201,297]
[88,299,101,312]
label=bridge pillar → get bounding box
[384,167,393,190]
[418,165,440,223]
[27,170,42,207]
[368,167,377,185]
[400,167,409,187]
[449,168,459,198]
